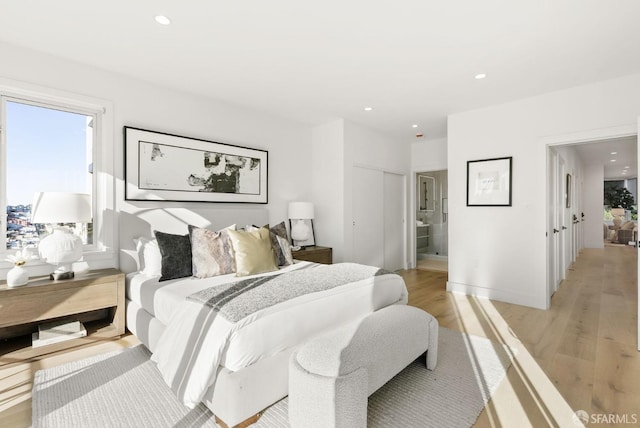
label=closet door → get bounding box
[352,166,384,267]
[383,172,405,271]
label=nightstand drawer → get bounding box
[292,246,332,264]
[0,281,117,328]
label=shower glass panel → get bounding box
[416,170,448,259]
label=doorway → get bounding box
[416,170,448,271]
[546,129,638,349]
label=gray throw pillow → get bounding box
[189,225,236,278]
[154,230,192,282]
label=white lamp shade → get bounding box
[288,202,314,219]
[32,192,92,224]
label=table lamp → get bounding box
[610,207,625,228]
[288,202,315,248]
[31,192,92,280]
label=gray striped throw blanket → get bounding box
[188,262,390,322]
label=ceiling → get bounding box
[572,136,637,180]
[1,1,640,142]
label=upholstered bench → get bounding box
[288,305,438,428]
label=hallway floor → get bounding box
[416,257,448,272]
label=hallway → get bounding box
[402,244,639,426]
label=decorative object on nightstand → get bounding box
[288,201,315,248]
[4,248,37,287]
[31,192,92,280]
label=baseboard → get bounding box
[446,281,547,310]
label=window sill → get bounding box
[0,249,116,278]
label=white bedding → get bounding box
[126,261,313,325]
[129,263,408,408]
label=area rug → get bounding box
[32,327,514,428]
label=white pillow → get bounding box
[134,237,162,276]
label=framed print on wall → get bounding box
[466,156,512,206]
[124,127,268,203]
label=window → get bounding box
[2,99,95,251]
[0,86,115,269]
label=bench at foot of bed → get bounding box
[288,304,438,428]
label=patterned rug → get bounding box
[32,327,514,428]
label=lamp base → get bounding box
[50,271,74,281]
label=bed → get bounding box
[121,210,408,427]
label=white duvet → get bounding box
[146,262,408,408]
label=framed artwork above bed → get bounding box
[124,127,268,203]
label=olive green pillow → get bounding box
[227,227,278,277]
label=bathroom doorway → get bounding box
[416,170,448,271]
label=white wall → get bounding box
[311,119,410,263]
[448,72,640,309]
[0,41,312,273]
[343,121,410,263]
[311,119,345,260]
[412,138,448,172]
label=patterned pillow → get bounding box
[246,221,292,266]
[274,234,294,266]
[270,221,293,266]
[154,231,192,282]
[188,225,236,278]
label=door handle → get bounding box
[562,226,567,230]
[553,228,559,233]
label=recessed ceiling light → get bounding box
[610,151,617,155]
[475,73,487,80]
[610,159,617,162]
[412,124,418,128]
[624,166,630,169]
[622,170,627,174]
[155,15,171,25]
[364,107,373,111]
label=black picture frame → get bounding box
[124,127,268,203]
[466,156,512,206]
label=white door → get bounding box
[352,166,384,267]
[558,157,567,281]
[547,148,560,301]
[383,172,405,271]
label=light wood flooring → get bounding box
[404,244,639,427]
[1,245,637,427]
[416,257,448,272]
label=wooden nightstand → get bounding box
[292,246,333,264]
[0,268,125,359]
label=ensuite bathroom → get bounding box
[416,170,448,271]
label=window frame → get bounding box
[0,81,115,275]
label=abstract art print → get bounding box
[125,127,268,203]
[466,156,512,206]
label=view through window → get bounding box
[4,99,93,250]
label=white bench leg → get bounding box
[289,354,368,428]
[426,314,439,370]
